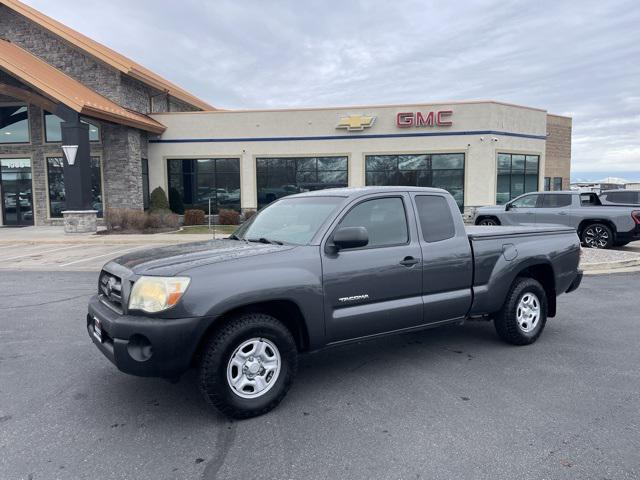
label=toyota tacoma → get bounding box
[88,187,583,418]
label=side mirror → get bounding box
[505,203,512,211]
[332,226,368,251]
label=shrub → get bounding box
[122,210,147,231]
[145,211,163,229]
[149,187,170,211]
[218,208,240,225]
[184,209,206,226]
[168,187,184,214]
[105,208,125,231]
[243,209,257,222]
[160,211,181,229]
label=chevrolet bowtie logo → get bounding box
[336,114,376,131]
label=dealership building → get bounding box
[0,0,571,227]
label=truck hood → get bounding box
[109,239,295,276]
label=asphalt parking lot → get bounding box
[1,270,639,480]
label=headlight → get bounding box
[128,276,190,313]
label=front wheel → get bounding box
[494,277,548,345]
[581,223,613,249]
[477,217,500,226]
[198,313,298,419]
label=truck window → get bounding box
[541,194,572,208]
[338,197,408,247]
[580,193,602,206]
[604,191,637,204]
[511,194,539,208]
[414,195,455,242]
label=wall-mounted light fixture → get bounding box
[62,145,79,166]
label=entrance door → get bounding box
[1,159,33,226]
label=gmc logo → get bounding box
[396,110,453,128]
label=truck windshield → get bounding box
[233,196,344,245]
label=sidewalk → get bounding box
[0,226,226,245]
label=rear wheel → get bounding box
[477,217,500,226]
[494,277,548,345]
[198,313,297,419]
[581,223,613,249]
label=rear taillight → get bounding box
[632,210,640,225]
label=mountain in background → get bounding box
[571,171,640,183]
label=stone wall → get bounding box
[102,124,144,211]
[545,114,572,190]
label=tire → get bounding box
[198,312,298,419]
[581,223,613,249]
[477,217,500,226]
[494,277,548,346]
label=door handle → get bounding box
[558,211,568,215]
[399,256,419,267]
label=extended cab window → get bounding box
[541,194,572,208]
[414,195,455,242]
[580,193,601,206]
[338,197,408,247]
[511,194,539,208]
[604,191,637,204]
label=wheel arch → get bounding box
[578,218,617,239]
[475,215,501,226]
[515,263,557,317]
[192,299,311,366]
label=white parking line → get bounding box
[0,245,79,262]
[58,246,145,267]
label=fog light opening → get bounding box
[127,334,153,362]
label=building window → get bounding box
[544,177,551,191]
[167,158,240,214]
[365,153,465,210]
[46,157,103,218]
[141,158,150,210]
[0,105,30,143]
[256,156,348,209]
[553,177,563,191]
[496,153,539,204]
[43,111,100,143]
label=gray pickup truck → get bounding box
[88,187,582,418]
[474,191,640,248]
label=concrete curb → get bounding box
[581,257,640,275]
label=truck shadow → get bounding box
[85,320,500,422]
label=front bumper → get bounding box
[87,295,207,378]
[565,269,583,294]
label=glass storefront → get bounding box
[365,153,465,209]
[0,158,33,225]
[256,156,348,209]
[496,153,539,204]
[0,106,30,144]
[46,156,103,217]
[167,158,240,214]
[43,111,101,143]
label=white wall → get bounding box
[149,101,547,211]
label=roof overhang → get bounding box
[1,0,215,111]
[0,39,166,134]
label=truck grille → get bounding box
[99,270,124,313]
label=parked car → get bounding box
[474,191,640,248]
[600,189,640,206]
[88,187,582,418]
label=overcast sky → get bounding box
[26,0,640,178]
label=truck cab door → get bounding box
[321,194,423,343]
[411,194,473,323]
[536,193,575,227]
[505,193,540,225]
